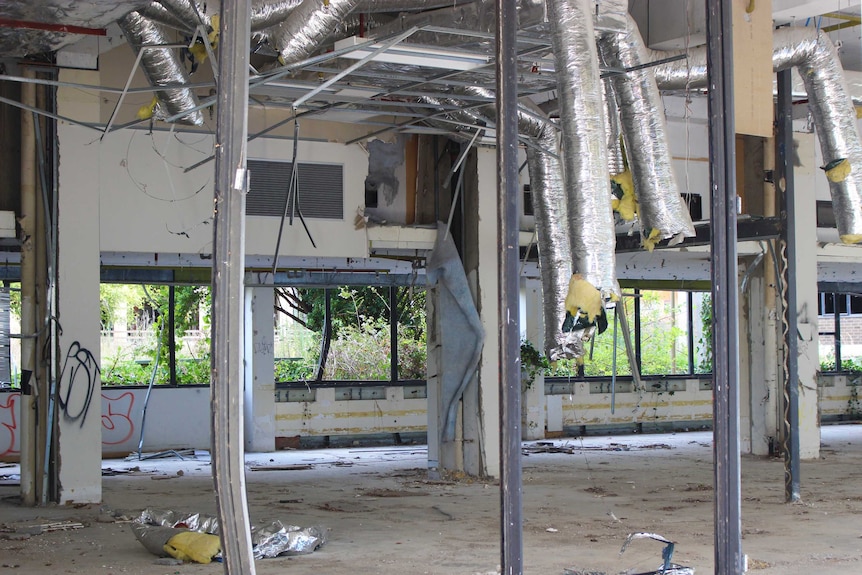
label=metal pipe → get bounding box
[19,67,38,507]
[390,286,398,384]
[833,293,842,371]
[210,0,256,573]
[496,0,523,572]
[706,1,743,573]
[777,69,801,504]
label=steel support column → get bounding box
[776,69,801,503]
[495,0,523,573]
[705,1,743,573]
[211,0,255,573]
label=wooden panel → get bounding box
[733,0,774,137]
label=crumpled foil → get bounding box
[133,508,327,559]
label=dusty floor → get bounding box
[2,425,862,575]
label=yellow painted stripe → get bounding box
[275,408,426,422]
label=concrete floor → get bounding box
[2,425,862,574]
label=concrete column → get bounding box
[55,70,102,504]
[467,147,501,478]
[244,285,276,452]
[521,278,545,440]
[425,289,442,471]
[789,133,821,459]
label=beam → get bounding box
[210,0,256,573]
[706,0,743,574]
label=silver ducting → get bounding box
[776,28,862,244]
[454,86,578,359]
[154,0,208,29]
[520,106,581,361]
[600,13,695,248]
[117,11,204,126]
[251,0,302,32]
[0,0,150,56]
[547,0,619,307]
[270,0,360,65]
[139,2,195,34]
[602,78,626,176]
[653,26,862,243]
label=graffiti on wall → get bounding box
[0,393,19,457]
[58,342,100,428]
[0,391,139,456]
[101,391,136,446]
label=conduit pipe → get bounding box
[547,0,619,307]
[653,26,862,243]
[599,13,695,247]
[117,10,204,125]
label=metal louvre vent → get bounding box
[246,159,344,220]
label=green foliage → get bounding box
[276,286,427,382]
[697,293,713,373]
[820,356,862,373]
[520,339,550,389]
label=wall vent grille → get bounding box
[247,159,343,220]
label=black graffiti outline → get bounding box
[57,341,100,428]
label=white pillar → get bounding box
[521,278,545,440]
[244,285,276,452]
[473,147,501,477]
[790,133,821,459]
[55,70,102,504]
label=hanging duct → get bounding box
[547,0,620,322]
[653,26,862,244]
[599,13,695,249]
[270,0,360,65]
[138,2,195,34]
[451,86,579,360]
[117,10,204,126]
[154,0,208,29]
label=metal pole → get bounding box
[496,0,523,573]
[833,294,842,372]
[19,66,38,506]
[776,68,801,503]
[168,286,176,386]
[390,286,399,384]
[211,0,256,573]
[705,1,743,573]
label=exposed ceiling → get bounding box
[0,0,858,139]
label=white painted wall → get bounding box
[89,128,371,259]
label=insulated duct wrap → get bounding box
[522,110,581,361]
[251,0,302,32]
[0,0,150,56]
[456,86,578,359]
[546,0,619,300]
[138,2,194,33]
[155,0,208,29]
[602,78,626,176]
[271,0,360,65]
[652,26,862,242]
[117,11,204,126]
[599,14,695,245]
[774,27,862,244]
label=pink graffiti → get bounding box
[0,393,20,457]
[102,391,135,446]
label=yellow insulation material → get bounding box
[610,170,637,221]
[839,234,862,245]
[642,227,662,252]
[136,95,159,120]
[564,274,603,324]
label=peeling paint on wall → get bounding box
[366,138,404,208]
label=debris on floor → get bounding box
[523,442,673,455]
[563,532,694,575]
[132,507,327,563]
